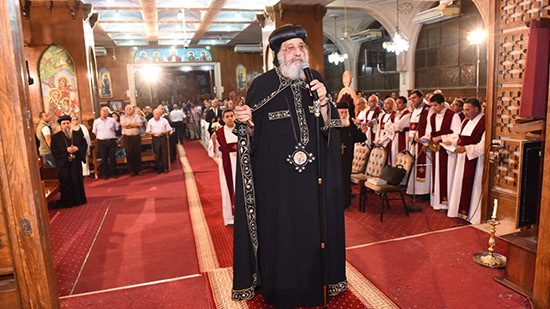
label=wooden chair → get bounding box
[364,150,415,222]
[355,146,388,212]
[351,143,370,175]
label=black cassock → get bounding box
[339,125,366,208]
[232,67,347,307]
[51,130,87,207]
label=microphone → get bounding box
[300,62,319,101]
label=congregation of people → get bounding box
[337,87,485,224]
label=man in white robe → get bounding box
[364,94,382,146]
[386,96,411,164]
[420,94,462,210]
[375,98,395,164]
[447,98,485,224]
[208,109,238,226]
[406,90,433,196]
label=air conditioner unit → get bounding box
[234,44,262,54]
[95,47,108,56]
[349,29,383,43]
[413,5,460,24]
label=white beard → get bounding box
[277,52,306,80]
[341,115,351,127]
[63,128,73,139]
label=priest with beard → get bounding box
[51,115,88,208]
[233,24,347,307]
[337,102,366,209]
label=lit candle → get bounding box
[492,199,498,219]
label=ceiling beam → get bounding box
[140,0,158,43]
[190,0,228,44]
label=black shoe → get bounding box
[103,175,109,180]
[136,172,143,176]
[112,174,119,179]
[163,169,169,174]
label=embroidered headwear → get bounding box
[57,114,72,124]
[336,101,350,109]
[269,24,307,67]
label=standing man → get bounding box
[451,98,465,121]
[92,107,118,180]
[447,98,485,224]
[407,89,432,197]
[120,105,143,177]
[375,98,396,164]
[420,94,462,210]
[233,24,346,308]
[364,94,382,146]
[51,115,88,208]
[337,102,366,209]
[147,109,172,174]
[36,111,55,167]
[187,103,201,140]
[206,98,223,135]
[386,96,411,164]
[170,104,186,144]
[208,110,238,226]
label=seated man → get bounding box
[51,115,88,208]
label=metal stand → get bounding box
[473,218,507,268]
[406,144,427,212]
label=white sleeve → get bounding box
[420,116,432,144]
[395,113,410,132]
[465,132,485,160]
[207,137,220,158]
[42,126,51,136]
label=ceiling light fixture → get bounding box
[383,0,409,55]
[178,9,183,20]
[206,46,211,50]
[236,11,241,19]
[114,10,120,19]
[342,0,349,39]
[328,14,347,65]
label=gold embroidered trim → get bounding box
[328,280,348,296]
[268,110,291,121]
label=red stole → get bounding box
[410,105,430,180]
[457,115,486,216]
[430,108,455,204]
[396,110,410,152]
[215,126,237,210]
[380,111,395,160]
[457,111,465,122]
[365,106,381,145]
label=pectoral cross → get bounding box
[341,143,347,155]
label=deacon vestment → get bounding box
[448,113,485,224]
[51,130,88,207]
[375,111,396,164]
[422,108,462,210]
[232,67,347,307]
[406,101,432,195]
[208,125,237,226]
[339,122,366,208]
[387,109,411,164]
[364,106,381,146]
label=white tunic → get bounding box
[375,111,394,164]
[364,108,380,146]
[208,125,237,226]
[448,113,485,224]
[388,109,410,164]
[406,102,433,195]
[79,124,91,177]
[421,108,462,210]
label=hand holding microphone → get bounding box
[301,62,327,103]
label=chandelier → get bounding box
[383,0,409,55]
[328,14,348,65]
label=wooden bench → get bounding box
[38,157,59,207]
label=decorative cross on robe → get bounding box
[341,143,347,155]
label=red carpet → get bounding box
[344,188,467,247]
[60,275,213,308]
[183,142,234,268]
[346,226,531,308]
[51,158,200,295]
[246,290,366,309]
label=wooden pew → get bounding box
[38,157,59,209]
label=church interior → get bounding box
[1,0,550,308]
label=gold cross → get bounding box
[341,143,347,155]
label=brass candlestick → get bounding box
[473,218,507,268]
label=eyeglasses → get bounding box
[281,43,307,53]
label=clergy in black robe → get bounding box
[232,24,347,308]
[337,102,366,209]
[51,115,88,208]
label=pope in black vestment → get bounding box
[337,102,366,208]
[51,115,88,208]
[232,24,347,308]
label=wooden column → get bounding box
[266,3,327,76]
[0,0,59,307]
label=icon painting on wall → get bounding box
[39,44,80,122]
[99,67,113,98]
[134,48,212,63]
[236,64,247,92]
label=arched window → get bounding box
[414,0,486,94]
[356,21,398,94]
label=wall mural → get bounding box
[99,67,113,98]
[134,48,212,63]
[236,64,247,91]
[39,44,80,121]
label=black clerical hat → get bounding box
[269,24,307,66]
[336,102,350,109]
[57,114,72,124]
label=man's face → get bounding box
[100,108,109,118]
[383,99,394,112]
[338,108,349,120]
[396,99,406,111]
[391,92,398,99]
[410,93,423,108]
[153,109,161,120]
[223,112,235,127]
[368,96,378,109]
[228,100,235,110]
[431,101,444,114]
[60,120,71,131]
[451,100,463,113]
[280,38,306,68]
[463,103,480,120]
[41,113,51,122]
[212,100,218,108]
[144,106,151,114]
[125,105,134,116]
